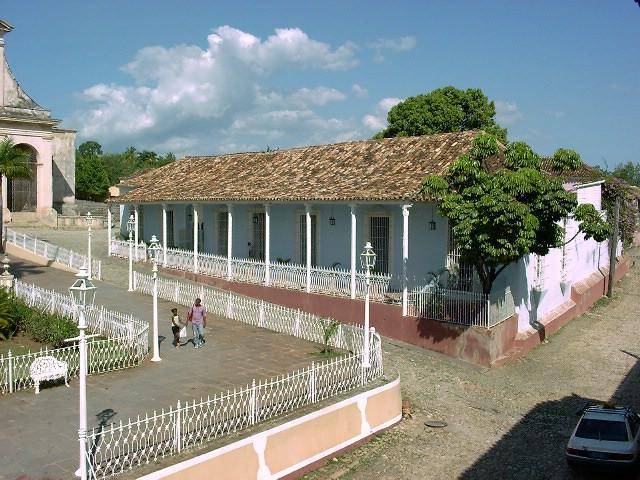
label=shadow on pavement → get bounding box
[460,358,640,480]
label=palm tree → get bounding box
[0,137,33,250]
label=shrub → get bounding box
[0,288,18,340]
[10,297,78,347]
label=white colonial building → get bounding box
[110,130,618,347]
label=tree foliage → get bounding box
[0,137,34,247]
[75,141,177,200]
[421,134,611,294]
[601,177,638,248]
[611,161,640,187]
[375,86,507,143]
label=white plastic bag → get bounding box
[179,327,187,338]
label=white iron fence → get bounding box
[0,281,149,394]
[116,243,393,302]
[5,227,102,280]
[109,239,147,262]
[407,285,516,328]
[84,336,382,479]
[133,271,369,354]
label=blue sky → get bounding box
[2,0,639,167]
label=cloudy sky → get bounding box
[2,1,639,167]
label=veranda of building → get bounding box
[110,130,620,365]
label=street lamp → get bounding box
[360,241,376,368]
[148,235,162,362]
[84,212,94,279]
[127,214,135,292]
[66,268,97,480]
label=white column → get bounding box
[402,204,412,316]
[264,204,271,286]
[161,204,167,266]
[350,204,357,299]
[133,206,139,260]
[106,207,112,257]
[305,204,312,293]
[227,205,233,280]
[87,222,92,279]
[151,260,161,362]
[192,205,199,273]
[77,307,88,480]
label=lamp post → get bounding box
[360,242,376,368]
[148,235,162,362]
[127,214,135,292]
[84,212,94,279]
[66,268,97,480]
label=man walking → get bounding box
[188,298,207,349]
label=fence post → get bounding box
[309,362,316,403]
[175,400,182,453]
[250,379,257,425]
[174,280,179,303]
[43,242,48,259]
[69,251,74,267]
[22,234,26,249]
[486,297,491,328]
[7,351,13,393]
[258,301,265,328]
[33,238,37,253]
[133,271,137,291]
[294,309,301,337]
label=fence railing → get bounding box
[407,285,515,328]
[0,281,148,394]
[5,227,102,280]
[109,239,147,262]
[85,336,382,479]
[133,271,369,353]
[115,243,393,302]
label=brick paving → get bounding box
[0,255,323,480]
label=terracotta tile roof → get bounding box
[116,131,479,204]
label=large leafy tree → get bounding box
[75,141,111,201]
[611,161,640,187]
[375,86,507,143]
[422,134,611,294]
[0,137,34,249]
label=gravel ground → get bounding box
[305,248,640,480]
[9,227,640,479]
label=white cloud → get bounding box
[71,26,360,155]
[370,36,416,62]
[362,97,401,131]
[352,84,368,98]
[494,100,524,126]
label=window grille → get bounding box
[138,208,144,242]
[217,211,228,256]
[447,222,474,291]
[369,216,390,274]
[251,212,265,260]
[166,211,174,248]
[299,214,317,266]
[8,147,37,212]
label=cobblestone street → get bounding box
[303,248,640,480]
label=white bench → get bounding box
[29,356,69,394]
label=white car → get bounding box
[566,405,640,469]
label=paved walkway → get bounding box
[0,256,323,480]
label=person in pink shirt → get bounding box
[187,298,207,349]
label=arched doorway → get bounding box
[7,144,38,212]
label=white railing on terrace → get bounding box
[85,337,383,479]
[116,243,393,302]
[109,238,147,262]
[0,281,148,394]
[407,285,516,328]
[5,227,102,280]
[133,271,369,354]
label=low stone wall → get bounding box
[56,215,106,228]
[137,377,402,480]
[160,255,632,368]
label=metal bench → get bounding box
[29,356,69,394]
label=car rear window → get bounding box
[575,419,629,441]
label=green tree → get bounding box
[376,86,507,143]
[77,140,103,159]
[421,134,611,294]
[602,177,638,248]
[75,154,111,201]
[0,137,34,248]
[611,161,640,187]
